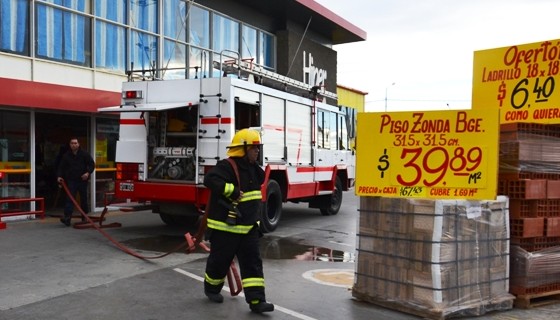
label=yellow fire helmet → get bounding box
[226,128,262,157]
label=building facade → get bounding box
[0,0,365,214]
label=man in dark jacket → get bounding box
[203,128,274,313]
[57,137,95,226]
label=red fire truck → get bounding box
[99,57,356,232]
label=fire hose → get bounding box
[58,179,242,296]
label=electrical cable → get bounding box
[287,16,312,78]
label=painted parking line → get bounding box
[173,267,317,320]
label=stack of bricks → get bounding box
[510,245,560,296]
[353,196,514,319]
[499,123,560,296]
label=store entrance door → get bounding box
[35,113,90,213]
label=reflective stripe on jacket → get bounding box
[204,157,265,230]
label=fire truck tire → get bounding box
[159,213,199,227]
[260,179,282,233]
[173,215,200,226]
[320,177,343,216]
[160,213,175,225]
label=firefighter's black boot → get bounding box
[205,291,224,303]
[249,301,274,313]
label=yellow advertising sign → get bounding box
[356,109,499,200]
[472,39,560,123]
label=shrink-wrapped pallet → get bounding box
[353,196,514,319]
[510,245,560,295]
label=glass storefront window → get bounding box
[259,31,275,70]
[42,0,91,13]
[95,118,119,208]
[35,3,92,66]
[189,47,210,79]
[131,30,157,70]
[212,13,239,78]
[95,20,126,72]
[189,5,209,49]
[0,0,29,55]
[0,110,31,209]
[95,0,126,23]
[241,25,257,61]
[129,0,158,33]
[163,0,187,42]
[163,40,187,79]
[35,112,90,212]
[213,13,239,55]
[2,0,277,77]
[3,1,275,74]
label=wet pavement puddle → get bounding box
[260,237,355,262]
[122,235,355,262]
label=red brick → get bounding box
[546,200,560,217]
[547,180,560,199]
[545,218,560,237]
[510,283,560,296]
[510,236,560,251]
[507,179,547,199]
[510,218,545,238]
[498,179,508,195]
[509,199,538,218]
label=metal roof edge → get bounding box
[295,0,367,42]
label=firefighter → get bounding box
[203,128,274,313]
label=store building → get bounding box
[0,0,366,215]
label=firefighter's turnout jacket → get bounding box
[203,156,267,303]
[204,157,264,231]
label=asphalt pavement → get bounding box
[1,194,560,320]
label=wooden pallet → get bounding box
[514,290,560,309]
[352,290,514,320]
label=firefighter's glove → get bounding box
[219,198,241,225]
[225,201,241,225]
[225,209,237,225]
[232,201,242,218]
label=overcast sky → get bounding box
[315,0,560,112]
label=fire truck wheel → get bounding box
[320,177,343,216]
[159,213,199,227]
[260,179,282,233]
[160,213,175,225]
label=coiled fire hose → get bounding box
[58,179,242,295]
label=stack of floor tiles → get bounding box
[499,123,560,303]
[353,196,514,319]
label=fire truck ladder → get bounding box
[213,56,337,101]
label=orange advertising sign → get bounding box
[472,39,560,123]
[356,109,499,200]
